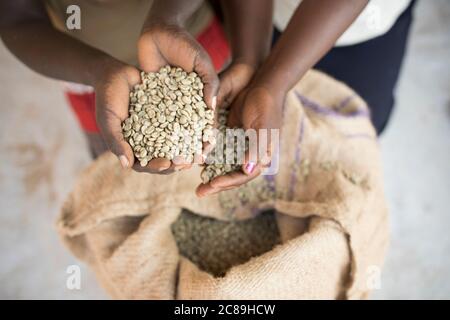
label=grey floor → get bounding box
[0,0,449,299]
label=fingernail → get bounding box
[211,96,217,111]
[244,162,256,174]
[119,155,129,168]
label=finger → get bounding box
[192,49,219,111]
[131,157,173,174]
[241,145,259,175]
[210,166,261,189]
[196,182,219,198]
[137,32,167,72]
[97,108,135,169]
[132,162,175,175]
[196,183,237,197]
[217,63,254,109]
[97,109,134,169]
[147,157,172,172]
[97,66,142,169]
[217,70,234,109]
[165,160,191,173]
[196,166,261,198]
[158,159,192,174]
[196,181,237,197]
[241,124,274,174]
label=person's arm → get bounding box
[145,0,204,27]
[216,0,274,109]
[220,0,273,68]
[253,0,368,93]
[0,0,215,174]
[197,0,368,197]
[0,0,142,170]
[0,0,126,87]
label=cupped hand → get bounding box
[196,85,284,197]
[95,59,142,170]
[137,22,219,173]
[198,62,256,160]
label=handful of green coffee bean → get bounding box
[201,108,248,183]
[122,66,214,166]
[122,65,246,181]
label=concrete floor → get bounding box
[0,0,449,299]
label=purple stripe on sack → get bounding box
[295,92,370,118]
[336,94,356,110]
[263,174,276,194]
[294,116,305,164]
[288,115,305,200]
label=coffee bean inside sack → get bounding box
[201,108,249,183]
[122,66,215,167]
[171,209,281,277]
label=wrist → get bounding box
[227,61,256,81]
[91,55,129,88]
[143,15,182,33]
[231,55,259,70]
[144,4,191,31]
[250,47,310,98]
[246,84,285,115]
[232,45,270,70]
[249,75,288,106]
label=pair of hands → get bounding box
[95,22,217,175]
[95,22,283,197]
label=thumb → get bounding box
[241,124,259,176]
[95,64,140,169]
[217,63,255,110]
[217,69,235,110]
[97,108,135,169]
[193,50,219,111]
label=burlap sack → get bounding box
[58,70,389,300]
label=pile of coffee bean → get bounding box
[171,209,280,277]
[122,66,214,166]
[201,108,247,183]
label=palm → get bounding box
[138,25,217,108]
[138,26,197,72]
